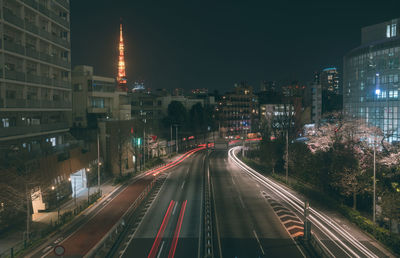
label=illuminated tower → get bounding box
[117,23,127,90]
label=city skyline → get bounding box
[71,1,400,91]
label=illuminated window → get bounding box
[387,25,391,38]
[392,23,397,37]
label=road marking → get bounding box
[238,195,245,209]
[231,177,236,185]
[148,200,175,258]
[181,180,186,189]
[168,200,187,258]
[157,241,165,258]
[253,230,265,255]
[173,201,178,215]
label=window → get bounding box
[391,23,397,37]
[1,118,9,128]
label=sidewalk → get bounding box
[0,179,118,257]
[0,153,182,257]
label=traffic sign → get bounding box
[54,245,65,256]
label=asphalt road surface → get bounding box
[210,150,305,258]
[120,151,205,258]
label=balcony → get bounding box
[53,79,70,88]
[87,107,110,114]
[38,4,50,16]
[26,73,42,84]
[49,12,69,28]
[3,7,24,28]
[41,76,52,86]
[25,21,39,34]
[4,41,25,55]
[5,70,26,82]
[55,0,69,10]
[0,122,69,138]
[22,0,38,10]
[26,47,40,59]
[39,52,53,63]
[5,99,72,109]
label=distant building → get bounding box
[320,68,340,94]
[311,83,322,124]
[191,88,208,95]
[219,83,259,137]
[260,80,277,93]
[172,88,184,96]
[71,65,131,129]
[344,18,400,142]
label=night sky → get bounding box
[71,0,400,92]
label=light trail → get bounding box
[148,200,175,258]
[168,200,187,258]
[228,146,379,258]
[145,147,205,177]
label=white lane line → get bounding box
[181,180,186,189]
[238,195,245,209]
[172,201,179,215]
[231,177,236,185]
[157,241,165,258]
[253,230,265,255]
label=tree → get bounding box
[189,103,206,134]
[166,101,187,126]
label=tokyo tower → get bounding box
[117,23,127,90]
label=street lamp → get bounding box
[86,168,90,204]
[51,186,60,222]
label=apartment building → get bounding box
[0,0,71,161]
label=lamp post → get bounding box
[86,168,90,204]
[97,132,101,194]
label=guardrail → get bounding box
[84,178,157,258]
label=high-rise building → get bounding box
[0,0,72,160]
[344,18,400,142]
[219,83,259,137]
[320,68,340,94]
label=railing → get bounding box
[5,70,26,82]
[25,21,39,34]
[55,0,69,10]
[3,7,24,28]
[22,0,38,10]
[4,99,71,109]
[4,41,25,55]
[0,122,69,138]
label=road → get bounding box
[120,148,307,258]
[210,150,306,258]
[228,146,393,258]
[119,150,205,258]
[28,148,205,258]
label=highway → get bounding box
[210,150,306,258]
[228,146,392,258]
[119,150,205,258]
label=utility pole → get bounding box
[170,124,173,155]
[175,124,179,153]
[97,132,100,194]
[143,122,146,169]
[25,184,30,243]
[285,129,289,184]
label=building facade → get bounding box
[320,67,340,94]
[0,0,71,160]
[344,18,400,142]
[71,65,130,129]
[219,83,259,138]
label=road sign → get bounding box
[54,245,65,256]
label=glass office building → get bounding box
[344,18,400,142]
